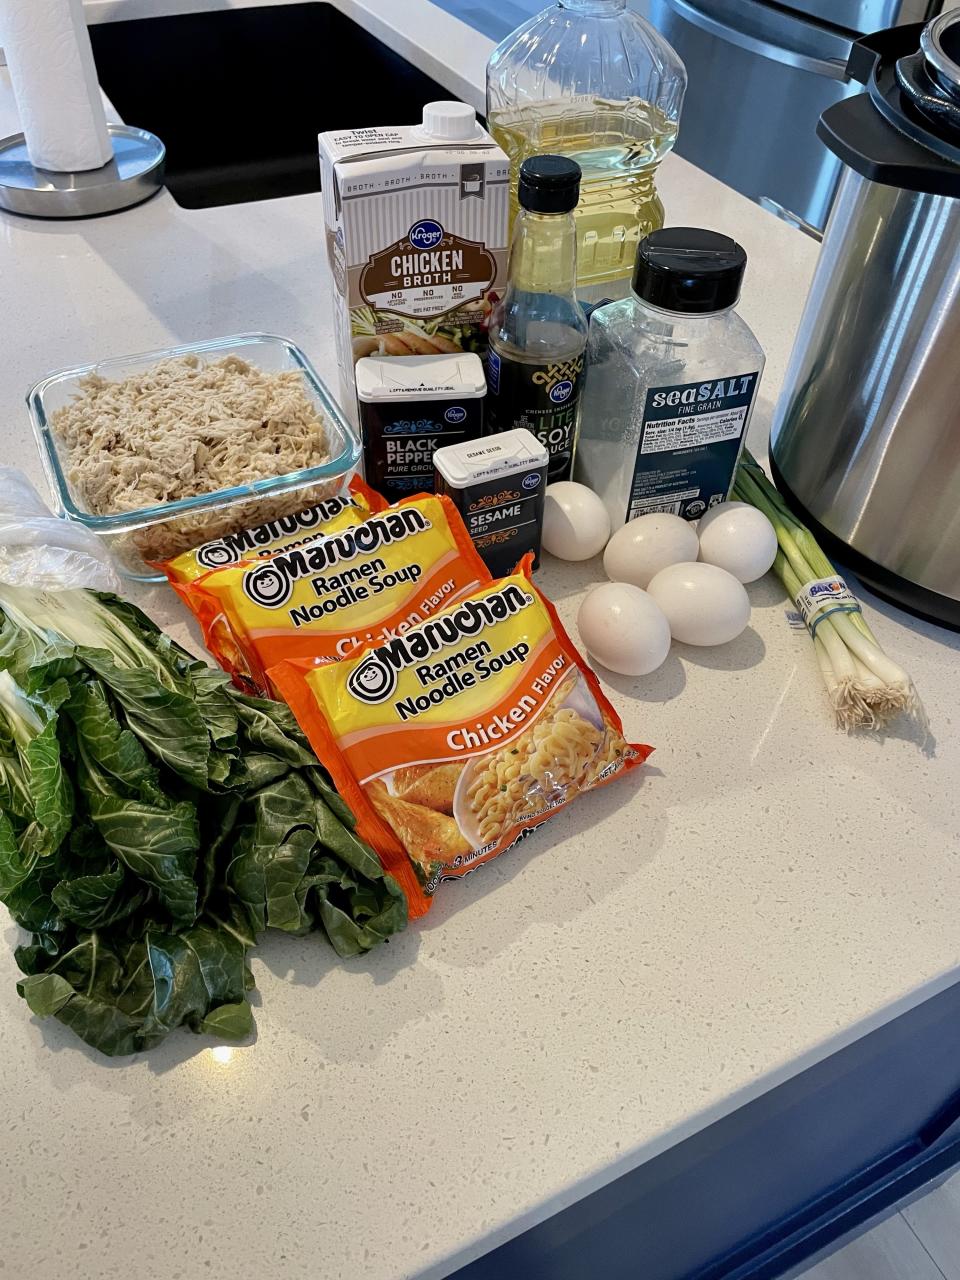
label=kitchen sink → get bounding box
[89,3,453,209]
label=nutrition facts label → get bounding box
[640,403,750,454]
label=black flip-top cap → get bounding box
[633,227,747,314]
[518,155,581,213]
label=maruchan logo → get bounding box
[444,405,466,424]
[196,542,238,570]
[549,380,573,404]
[345,582,534,705]
[409,219,444,250]
[347,652,399,704]
[243,562,291,608]
[241,507,432,609]
[521,473,541,491]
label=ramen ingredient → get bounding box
[577,582,671,676]
[270,557,651,917]
[0,582,406,1056]
[158,486,378,587]
[50,354,332,560]
[183,492,491,696]
[433,427,549,578]
[542,481,611,561]
[733,452,925,731]
[320,104,508,405]
[696,501,777,583]
[647,562,750,646]
[603,512,700,589]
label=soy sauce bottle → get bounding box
[485,155,587,482]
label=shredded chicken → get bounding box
[51,354,335,564]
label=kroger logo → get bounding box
[444,405,466,424]
[549,380,573,404]
[522,473,541,491]
[409,219,444,250]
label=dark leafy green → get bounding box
[0,584,407,1057]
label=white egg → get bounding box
[602,512,700,589]
[696,501,778,583]
[542,482,611,561]
[576,582,672,676]
[646,562,750,647]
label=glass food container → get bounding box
[28,333,361,582]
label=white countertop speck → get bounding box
[2,6,960,1279]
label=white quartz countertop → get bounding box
[2,6,960,1279]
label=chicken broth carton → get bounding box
[319,101,509,420]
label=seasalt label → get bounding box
[626,372,760,522]
[485,348,585,483]
[186,494,491,693]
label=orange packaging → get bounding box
[270,558,651,916]
[182,492,491,696]
[156,478,384,590]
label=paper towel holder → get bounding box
[0,122,165,219]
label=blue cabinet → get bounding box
[451,980,960,1279]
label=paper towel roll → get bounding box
[0,0,113,172]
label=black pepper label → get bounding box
[484,349,585,483]
[359,397,483,504]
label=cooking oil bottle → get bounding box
[486,0,686,300]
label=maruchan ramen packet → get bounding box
[183,492,492,696]
[156,480,384,590]
[270,557,651,916]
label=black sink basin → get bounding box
[89,3,454,209]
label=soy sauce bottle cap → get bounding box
[518,155,582,214]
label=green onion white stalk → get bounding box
[733,452,925,732]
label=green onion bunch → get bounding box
[733,452,925,732]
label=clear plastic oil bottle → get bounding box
[486,0,686,299]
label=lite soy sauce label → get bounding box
[485,348,586,482]
[627,371,760,522]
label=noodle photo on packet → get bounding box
[271,557,651,916]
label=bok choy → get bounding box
[0,583,406,1056]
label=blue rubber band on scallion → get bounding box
[808,602,862,637]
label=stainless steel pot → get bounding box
[770,11,960,628]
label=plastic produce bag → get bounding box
[0,468,120,592]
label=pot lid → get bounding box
[818,13,960,196]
